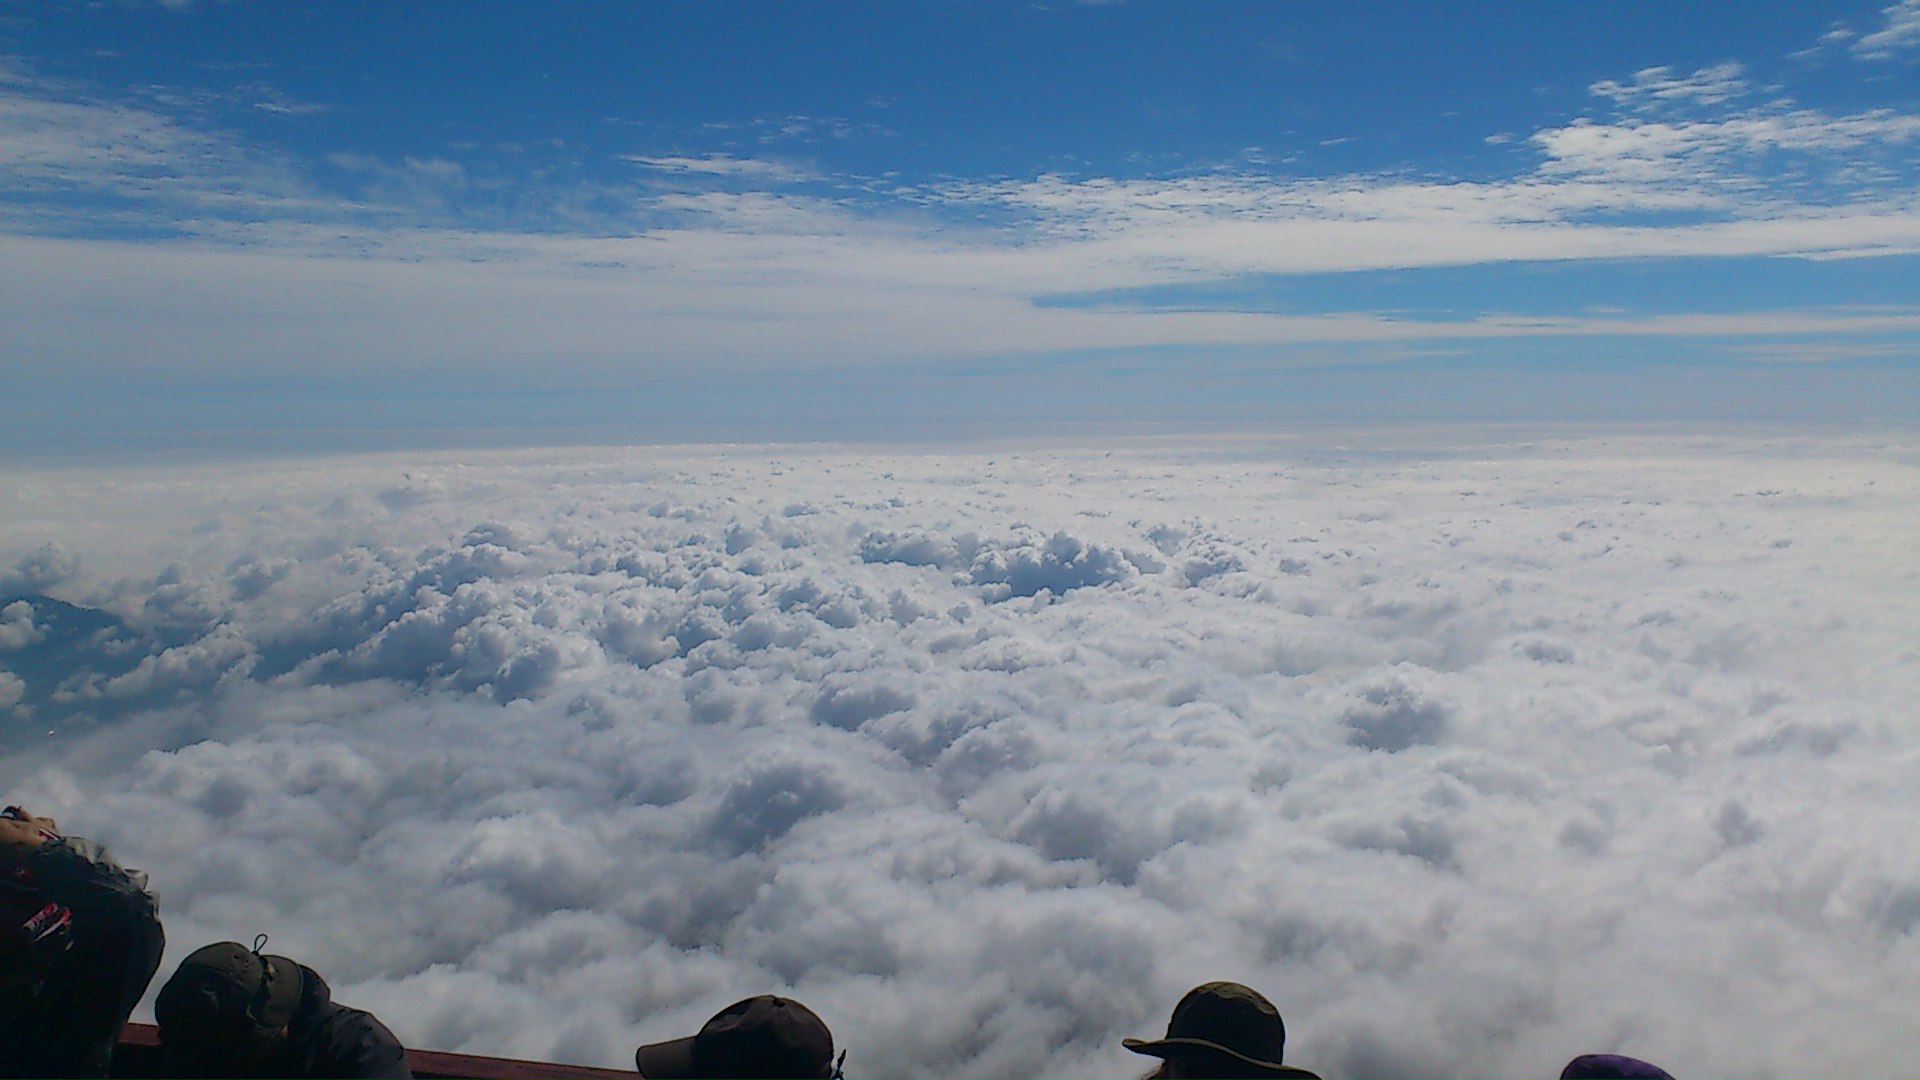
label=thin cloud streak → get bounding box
[7,233,1918,398]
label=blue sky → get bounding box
[2,1,1918,455]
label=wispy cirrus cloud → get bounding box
[1,42,1916,439]
[247,85,328,116]
[1590,62,1752,111]
[1533,105,1920,194]
[1798,0,1920,61]
[1854,0,1920,58]
[625,154,815,181]
[5,49,1917,272]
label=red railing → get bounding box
[115,1022,642,1079]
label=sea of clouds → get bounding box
[2,431,1917,1078]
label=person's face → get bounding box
[1161,1057,1202,1079]
[0,808,59,859]
[1159,1049,1275,1079]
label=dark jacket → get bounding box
[239,964,411,1079]
[0,836,166,1078]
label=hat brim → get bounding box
[635,1034,698,1079]
[1122,1036,1319,1078]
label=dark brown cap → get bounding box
[1124,981,1319,1078]
[636,995,835,1079]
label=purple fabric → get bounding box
[1561,1053,1675,1079]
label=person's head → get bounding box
[0,805,59,858]
[154,939,305,1076]
[1124,981,1319,1080]
[636,995,840,1079]
[1561,1053,1674,1079]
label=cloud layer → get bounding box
[5,34,1920,405]
[3,433,1917,1077]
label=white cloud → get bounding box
[247,86,327,117]
[0,600,43,650]
[1590,63,1752,111]
[3,58,1917,260]
[1532,108,1920,187]
[1718,340,1918,364]
[1855,0,1920,57]
[2,433,1917,1077]
[0,70,333,230]
[7,218,1919,403]
[2,51,1919,387]
[625,154,813,182]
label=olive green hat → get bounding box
[1123,981,1320,1078]
[155,938,304,1046]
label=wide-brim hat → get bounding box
[636,995,834,1079]
[1124,981,1320,1078]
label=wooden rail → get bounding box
[114,1022,642,1079]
